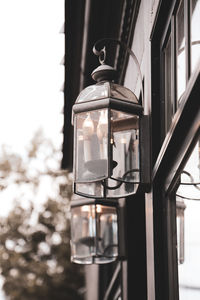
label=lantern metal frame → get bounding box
[70,197,126,264]
[72,38,151,199]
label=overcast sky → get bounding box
[0,2,64,296]
[0,0,64,155]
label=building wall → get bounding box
[123,1,160,300]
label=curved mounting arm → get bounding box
[176,170,200,200]
[179,170,200,188]
[93,38,144,106]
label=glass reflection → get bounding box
[164,34,174,132]
[191,0,200,72]
[75,109,108,183]
[176,199,186,265]
[110,110,139,181]
[95,109,139,198]
[176,139,200,299]
[176,0,186,102]
[74,108,140,198]
[75,81,138,104]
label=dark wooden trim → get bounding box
[78,0,125,90]
[118,0,141,85]
[126,193,147,300]
[62,0,86,170]
[153,63,200,191]
[152,182,169,300]
[152,67,200,299]
[151,41,163,164]
[151,1,200,299]
[152,184,180,300]
[151,0,175,164]
[166,192,179,300]
[150,0,176,42]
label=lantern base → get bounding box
[71,255,117,265]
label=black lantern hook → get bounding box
[98,46,106,64]
[93,38,144,106]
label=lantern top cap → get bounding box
[91,64,117,82]
[75,81,139,104]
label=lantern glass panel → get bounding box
[75,81,138,104]
[95,205,118,263]
[75,109,109,183]
[106,110,139,197]
[76,182,104,198]
[71,204,118,264]
[110,82,138,102]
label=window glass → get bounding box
[162,0,200,136]
[191,0,200,72]
[176,0,186,102]
[176,139,200,300]
[164,35,173,132]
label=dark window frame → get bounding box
[158,0,196,137]
[151,0,200,299]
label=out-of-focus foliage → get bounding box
[0,131,84,300]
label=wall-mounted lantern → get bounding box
[70,196,126,264]
[72,39,150,199]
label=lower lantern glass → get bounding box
[70,204,118,264]
[75,182,104,198]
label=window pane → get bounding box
[176,139,200,300]
[176,0,186,102]
[164,35,173,132]
[191,0,200,72]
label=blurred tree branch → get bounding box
[0,130,85,300]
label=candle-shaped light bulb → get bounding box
[97,110,108,141]
[81,205,90,213]
[96,205,102,213]
[97,110,108,160]
[83,114,94,140]
[82,114,94,162]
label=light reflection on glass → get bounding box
[71,204,118,264]
[75,109,108,183]
[191,0,200,73]
[177,139,200,299]
[177,0,186,102]
[108,110,139,197]
[176,200,186,265]
[74,108,140,198]
[164,34,173,132]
